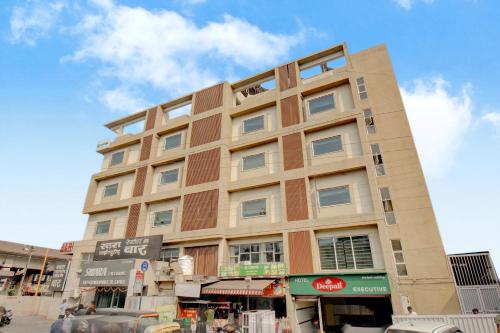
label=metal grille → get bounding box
[449,252,499,286]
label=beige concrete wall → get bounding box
[0,295,61,320]
[93,173,134,205]
[302,83,355,122]
[230,141,279,181]
[101,143,140,170]
[231,106,278,142]
[144,199,180,236]
[83,208,128,240]
[156,129,187,157]
[151,161,184,193]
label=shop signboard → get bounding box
[289,273,391,296]
[219,263,287,277]
[133,270,144,293]
[156,304,177,323]
[79,259,134,287]
[49,261,70,291]
[94,235,162,261]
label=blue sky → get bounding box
[0,0,499,268]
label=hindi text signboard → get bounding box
[219,263,287,277]
[49,261,70,291]
[94,235,162,261]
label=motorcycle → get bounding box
[0,309,13,326]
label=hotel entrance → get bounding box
[95,287,127,308]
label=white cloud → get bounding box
[401,76,472,178]
[99,88,148,114]
[9,1,66,46]
[177,0,207,5]
[394,0,435,10]
[481,112,500,135]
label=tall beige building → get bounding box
[63,42,460,330]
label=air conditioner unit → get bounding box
[96,140,111,150]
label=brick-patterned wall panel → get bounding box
[288,231,314,274]
[140,135,153,161]
[133,166,147,197]
[280,95,300,127]
[145,108,157,130]
[190,113,222,147]
[181,189,219,231]
[278,63,297,92]
[185,148,220,186]
[285,178,309,221]
[282,133,304,170]
[193,83,224,115]
[126,203,141,238]
[184,245,219,276]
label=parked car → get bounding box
[385,321,463,333]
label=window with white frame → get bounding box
[308,93,335,115]
[380,187,396,225]
[241,198,267,218]
[318,186,350,207]
[229,241,283,264]
[164,133,182,150]
[243,115,265,134]
[160,248,180,263]
[391,239,408,276]
[363,109,376,134]
[95,221,110,235]
[109,151,125,166]
[370,144,385,176]
[312,135,342,156]
[160,169,179,184]
[356,77,368,100]
[103,183,118,197]
[318,235,373,270]
[242,152,265,171]
[80,253,94,270]
[153,210,173,227]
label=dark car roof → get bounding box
[95,308,159,317]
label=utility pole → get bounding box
[35,248,49,296]
[18,245,34,296]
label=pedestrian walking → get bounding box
[58,299,69,319]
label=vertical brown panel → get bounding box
[193,83,224,115]
[133,166,147,197]
[278,63,297,91]
[287,63,297,89]
[184,245,219,276]
[285,178,309,221]
[185,148,220,186]
[126,203,141,238]
[282,133,304,170]
[288,231,314,274]
[181,189,219,231]
[145,108,157,130]
[280,95,300,127]
[140,135,153,161]
[190,113,222,147]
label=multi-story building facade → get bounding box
[64,42,460,330]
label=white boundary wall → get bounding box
[392,314,498,333]
[0,295,62,320]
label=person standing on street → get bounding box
[58,299,69,319]
[407,306,418,315]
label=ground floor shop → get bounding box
[290,273,393,333]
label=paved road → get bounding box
[0,315,52,333]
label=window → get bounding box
[164,133,182,150]
[153,210,173,227]
[243,115,265,134]
[318,186,350,207]
[363,109,376,134]
[312,135,342,156]
[318,235,373,270]
[229,241,283,264]
[103,183,118,197]
[371,144,385,176]
[242,153,265,171]
[356,77,368,100]
[241,198,267,218]
[380,187,396,225]
[308,93,335,115]
[160,248,179,263]
[391,239,408,276]
[160,169,179,184]
[95,221,110,235]
[109,151,125,166]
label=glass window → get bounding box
[308,94,335,115]
[153,210,173,227]
[243,115,265,133]
[371,144,385,176]
[380,187,396,225]
[318,238,336,270]
[109,151,125,166]
[391,239,408,276]
[318,235,373,270]
[318,186,350,207]
[363,109,376,134]
[356,77,368,100]
[312,135,342,156]
[160,248,179,263]
[241,198,267,218]
[242,153,265,171]
[103,183,118,197]
[96,221,110,235]
[164,133,182,150]
[160,169,179,184]
[229,241,284,264]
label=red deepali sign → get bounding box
[312,277,346,292]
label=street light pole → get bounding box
[245,276,252,311]
[18,245,34,296]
